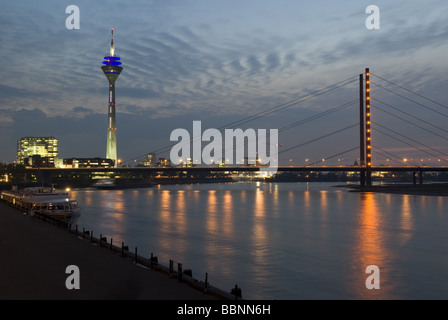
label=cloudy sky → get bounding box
[1,0,448,166]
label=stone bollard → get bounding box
[121,242,129,256]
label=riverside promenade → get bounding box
[0,202,223,300]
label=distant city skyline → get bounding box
[1,1,448,166]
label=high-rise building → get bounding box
[17,137,58,166]
[102,28,123,167]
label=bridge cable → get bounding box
[149,77,357,158]
[215,76,358,130]
[279,100,357,132]
[372,98,448,136]
[305,146,359,167]
[372,82,448,118]
[373,122,448,158]
[372,146,420,168]
[278,123,358,155]
[371,73,448,110]
[142,99,357,163]
[372,123,448,163]
[373,103,448,142]
[125,76,359,162]
[219,100,358,159]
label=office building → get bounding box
[17,137,58,167]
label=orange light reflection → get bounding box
[350,193,392,299]
[252,189,268,274]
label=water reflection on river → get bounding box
[70,182,448,299]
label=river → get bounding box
[69,182,448,299]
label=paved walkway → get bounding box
[0,202,221,300]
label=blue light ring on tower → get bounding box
[103,56,121,60]
[103,56,122,66]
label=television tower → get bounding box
[102,28,123,166]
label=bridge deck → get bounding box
[25,166,448,173]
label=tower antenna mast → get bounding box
[110,28,114,56]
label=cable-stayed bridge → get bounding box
[27,68,448,187]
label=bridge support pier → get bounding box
[366,169,372,186]
[412,171,423,185]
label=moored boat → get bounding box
[1,187,81,222]
[29,198,81,222]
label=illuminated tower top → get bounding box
[102,28,123,85]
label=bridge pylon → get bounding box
[359,73,366,187]
[365,67,372,186]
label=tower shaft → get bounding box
[106,82,117,163]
